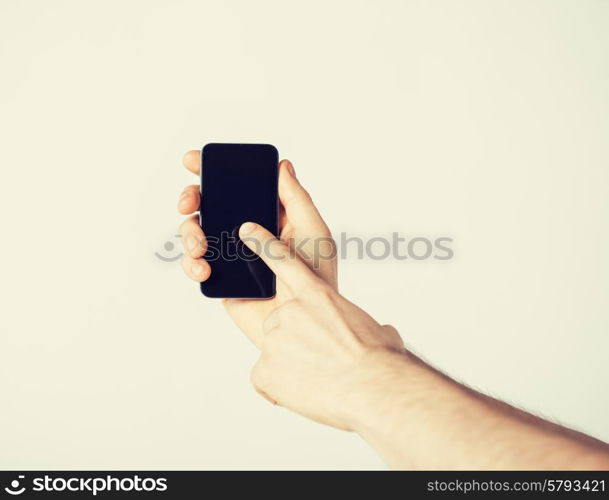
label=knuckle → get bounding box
[382,324,398,335]
[382,324,405,348]
[299,187,313,203]
[250,361,268,391]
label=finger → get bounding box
[177,185,201,214]
[179,215,207,258]
[239,222,317,294]
[251,360,278,405]
[182,150,201,175]
[181,254,211,282]
[278,159,330,236]
[222,298,267,348]
[256,389,278,406]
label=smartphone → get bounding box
[200,143,278,298]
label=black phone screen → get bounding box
[200,143,278,298]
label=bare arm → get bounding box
[345,350,609,470]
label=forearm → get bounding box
[345,350,609,470]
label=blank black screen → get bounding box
[200,143,278,298]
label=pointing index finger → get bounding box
[239,222,318,295]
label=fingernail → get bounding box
[187,236,199,251]
[191,263,204,277]
[240,222,256,236]
[286,161,296,177]
[180,191,190,199]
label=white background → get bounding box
[0,0,608,469]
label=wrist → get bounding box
[336,347,424,433]
[336,346,468,469]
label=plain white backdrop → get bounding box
[1,0,608,469]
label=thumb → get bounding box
[278,160,330,237]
